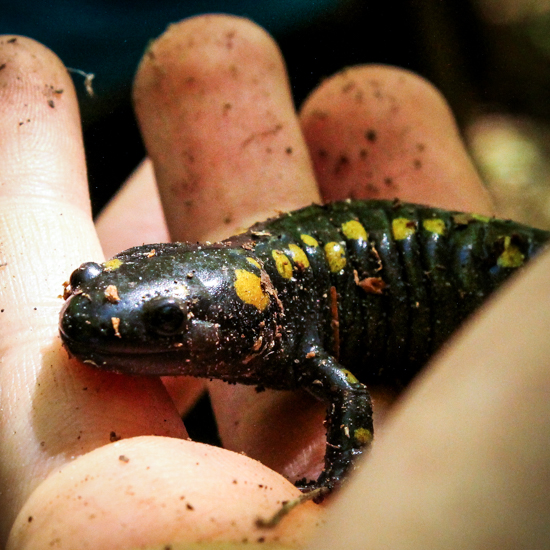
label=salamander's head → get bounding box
[60,243,281,380]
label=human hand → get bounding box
[3,15,549,550]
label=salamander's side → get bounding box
[235,200,550,385]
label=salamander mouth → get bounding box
[59,331,197,376]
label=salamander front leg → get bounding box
[296,346,374,492]
[257,347,374,528]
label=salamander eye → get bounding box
[69,262,103,288]
[144,297,188,336]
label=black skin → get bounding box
[60,199,550,491]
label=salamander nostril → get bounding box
[69,262,103,289]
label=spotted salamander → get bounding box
[59,199,550,491]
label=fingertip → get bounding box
[300,65,494,214]
[8,437,323,550]
[0,33,98,327]
[0,33,98,291]
[133,14,319,243]
[136,15,284,86]
[0,35,89,211]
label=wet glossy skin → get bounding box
[60,244,284,382]
[60,200,550,491]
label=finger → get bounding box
[95,158,170,258]
[9,437,321,550]
[298,65,495,426]
[95,159,205,414]
[300,65,494,214]
[134,15,320,244]
[133,15,325,484]
[0,37,184,545]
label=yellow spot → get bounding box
[288,244,310,269]
[472,213,491,223]
[341,368,359,384]
[272,250,293,279]
[324,242,346,273]
[354,427,373,446]
[104,258,122,271]
[301,234,319,247]
[423,218,446,235]
[341,220,367,241]
[246,257,261,270]
[497,236,524,268]
[392,217,417,240]
[234,269,270,311]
